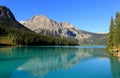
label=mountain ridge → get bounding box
[0,5,31,31]
[0,6,78,46]
[20,14,108,45]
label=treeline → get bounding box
[0,26,78,46]
[107,12,120,50]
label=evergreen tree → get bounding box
[114,12,120,47]
[108,16,115,49]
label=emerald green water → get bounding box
[0,46,120,78]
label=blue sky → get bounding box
[0,0,120,33]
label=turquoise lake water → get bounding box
[0,46,120,78]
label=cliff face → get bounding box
[20,15,77,37]
[20,15,108,45]
[20,15,93,38]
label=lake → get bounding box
[0,46,120,78]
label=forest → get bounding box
[0,26,78,46]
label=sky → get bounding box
[0,0,120,33]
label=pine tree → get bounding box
[108,16,115,49]
[114,12,120,47]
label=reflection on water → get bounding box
[110,56,120,78]
[0,46,116,78]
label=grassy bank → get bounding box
[0,34,13,46]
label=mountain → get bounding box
[0,6,31,31]
[20,15,108,45]
[0,6,78,46]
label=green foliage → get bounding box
[0,26,78,46]
[107,12,120,50]
[108,16,115,49]
[114,12,120,46]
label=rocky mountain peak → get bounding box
[31,14,48,21]
[62,22,74,29]
[0,6,15,20]
[20,14,108,45]
[40,14,47,18]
